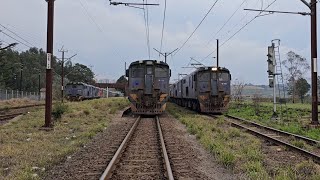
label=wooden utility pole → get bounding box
[44,0,54,128]
[310,0,318,125]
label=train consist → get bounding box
[64,82,108,101]
[170,67,231,113]
[126,60,171,115]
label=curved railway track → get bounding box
[209,114,320,163]
[100,116,174,180]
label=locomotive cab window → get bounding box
[131,67,144,78]
[146,66,153,75]
[219,73,230,81]
[155,67,168,77]
[198,72,210,81]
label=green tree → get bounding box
[66,63,95,84]
[116,75,127,93]
[295,78,310,103]
[282,51,310,103]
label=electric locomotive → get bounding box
[170,67,231,113]
[65,82,107,101]
[126,60,171,115]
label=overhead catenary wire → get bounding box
[206,0,249,46]
[159,0,167,54]
[0,24,35,47]
[146,0,151,59]
[0,30,32,48]
[78,0,125,63]
[201,0,277,62]
[143,0,151,59]
[174,0,220,56]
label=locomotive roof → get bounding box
[129,60,169,67]
[171,66,230,85]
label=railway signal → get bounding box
[267,46,275,77]
[245,0,319,125]
[267,43,278,118]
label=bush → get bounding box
[52,103,69,120]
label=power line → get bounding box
[146,0,151,59]
[217,0,262,42]
[78,0,125,63]
[78,0,104,33]
[0,30,32,48]
[201,0,278,61]
[0,24,35,47]
[206,0,249,46]
[159,0,167,54]
[143,0,151,59]
[174,0,220,56]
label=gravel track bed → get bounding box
[110,117,165,179]
[160,113,238,180]
[44,115,135,180]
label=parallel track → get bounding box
[0,113,24,121]
[208,114,320,163]
[0,104,45,112]
[100,116,174,180]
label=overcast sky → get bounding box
[0,0,318,84]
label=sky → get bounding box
[0,0,318,84]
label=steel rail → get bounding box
[100,116,141,180]
[0,113,24,121]
[208,115,320,163]
[225,115,320,146]
[156,116,174,180]
[0,104,45,112]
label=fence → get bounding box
[0,89,40,101]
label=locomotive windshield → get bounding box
[219,73,230,81]
[131,67,144,78]
[198,72,210,81]
[155,67,168,78]
[211,72,230,81]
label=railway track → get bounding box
[100,116,173,180]
[0,104,45,112]
[0,112,24,121]
[209,114,320,163]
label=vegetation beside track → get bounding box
[0,99,44,110]
[167,103,320,179]
[227,102,320,141]
[0,98,129,179]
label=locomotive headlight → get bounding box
[212,67,218,71]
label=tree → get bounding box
[66,63,95,84]
[282,51,310,103]
[232,79,246,105]
[295,78,310,103]
[116,75,128,93]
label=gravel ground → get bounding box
[44,111,245,180]
[111,117,165,179]
[44,112,135,180]
[160,113,241,180]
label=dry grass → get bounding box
[167,103,320,179]
[0,99,44,109]
[0,97,129,179]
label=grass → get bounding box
[0,99,45,110]
[167,103,320,179]
[0,97,129,179]
[227,102,320,141]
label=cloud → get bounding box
[0,0,318,84]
